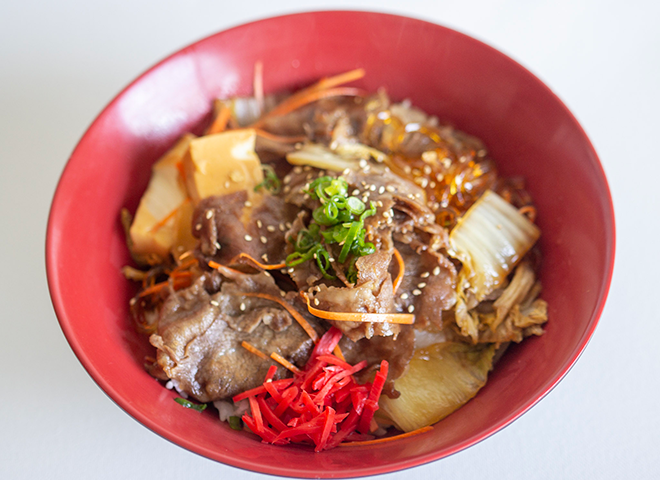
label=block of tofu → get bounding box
[182,129,263,203]
[129,134,197,261]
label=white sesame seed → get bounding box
[418,282,427,289]
[287,267,295,273]
[129,297,136,306]
[376,200,383,207]
[386,185,395,193]
[224,181,231,189]
[280,290,286,297]
[257,220,263,228]
[214,242,222,250]
[279,223,285,231]
[262,253,269,261]
[195,223,202,231]
[407,194,415,200]
[359,159,368,169]
[293,166,303,174]
[285,222,292,229]
[433,266,441,276]
[205,210,214,219]
[400,293,409,300]
[421,271,430,278]
[267,225,276,232]
[430,181,436,188]
[329,258,335,263]
[403,165,412,174]
[413,169,421,176]
[436,173,444,182]
[408,305,415,313]
[423,165,432,175]
[343,168,351,175]
[303,165,311,172]
[383,211,391,218]
[244,201,252,207]
[283,185,291,193]
[210,300,219,307]
[412,289,422,296]
[283,174,292,184]
[352,189,360,196]
[369,184,376,192]
[244,234,252,241]
[260,236,267,244]
[314,298,320,306]
[378,186,385,194]
[239,302,246,311]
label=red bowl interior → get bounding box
[46,11,614,478]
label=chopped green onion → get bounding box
[346,197,366,215]
[254,164,281,194]
[228,416,243,430]
[339,222,361,263]
[174,398,207,412]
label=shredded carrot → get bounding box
[208,260,245,277]
[150,200,189,233]
[232,252,286,270]
[339,426,433,446]
[270,352,301,374]
[253,86,365,127]
[313,68,366,91]
[241,341,269,361]
[392,248,405,294]
[207,105,232,135]
[175,160,187,183]
[239,292,319,343]
[303,295,414,324]
[170,258,198,275]
[137,276,191,298]
[519,205,537,223]
[333,345,346,362]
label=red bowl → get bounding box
[46,11,615,478]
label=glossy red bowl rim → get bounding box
[46,10,615,478]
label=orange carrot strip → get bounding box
[208,260,245,277]
[253,87,365,127]
[270,352,301,374]
[240,292,319,343]
[392,248,405,294]
[333,345,346,362]
[303,295,414,325]
[232,252,286,270]
[338,426,433,446]
[170,258,198,274]
[241,341,269,361]
[313,68,366,91]
[149,201,187,233]
[207,105,232,135]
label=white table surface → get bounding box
[2,0,658,478]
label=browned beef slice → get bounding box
[393,242,456,330]
[193,192,299,267]
[150,274,318,402]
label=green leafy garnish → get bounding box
[286,175,377,281]
[254,164,281,194]
[174,397,207,412]
[228,416,243,431]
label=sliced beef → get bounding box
[193,191,299,267]
[150,272,320,402]
[393,242,457,330]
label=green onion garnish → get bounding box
[228,416,243,430]
[174,397,207,412]
[254,164,281,194]
[287,175,378,281]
